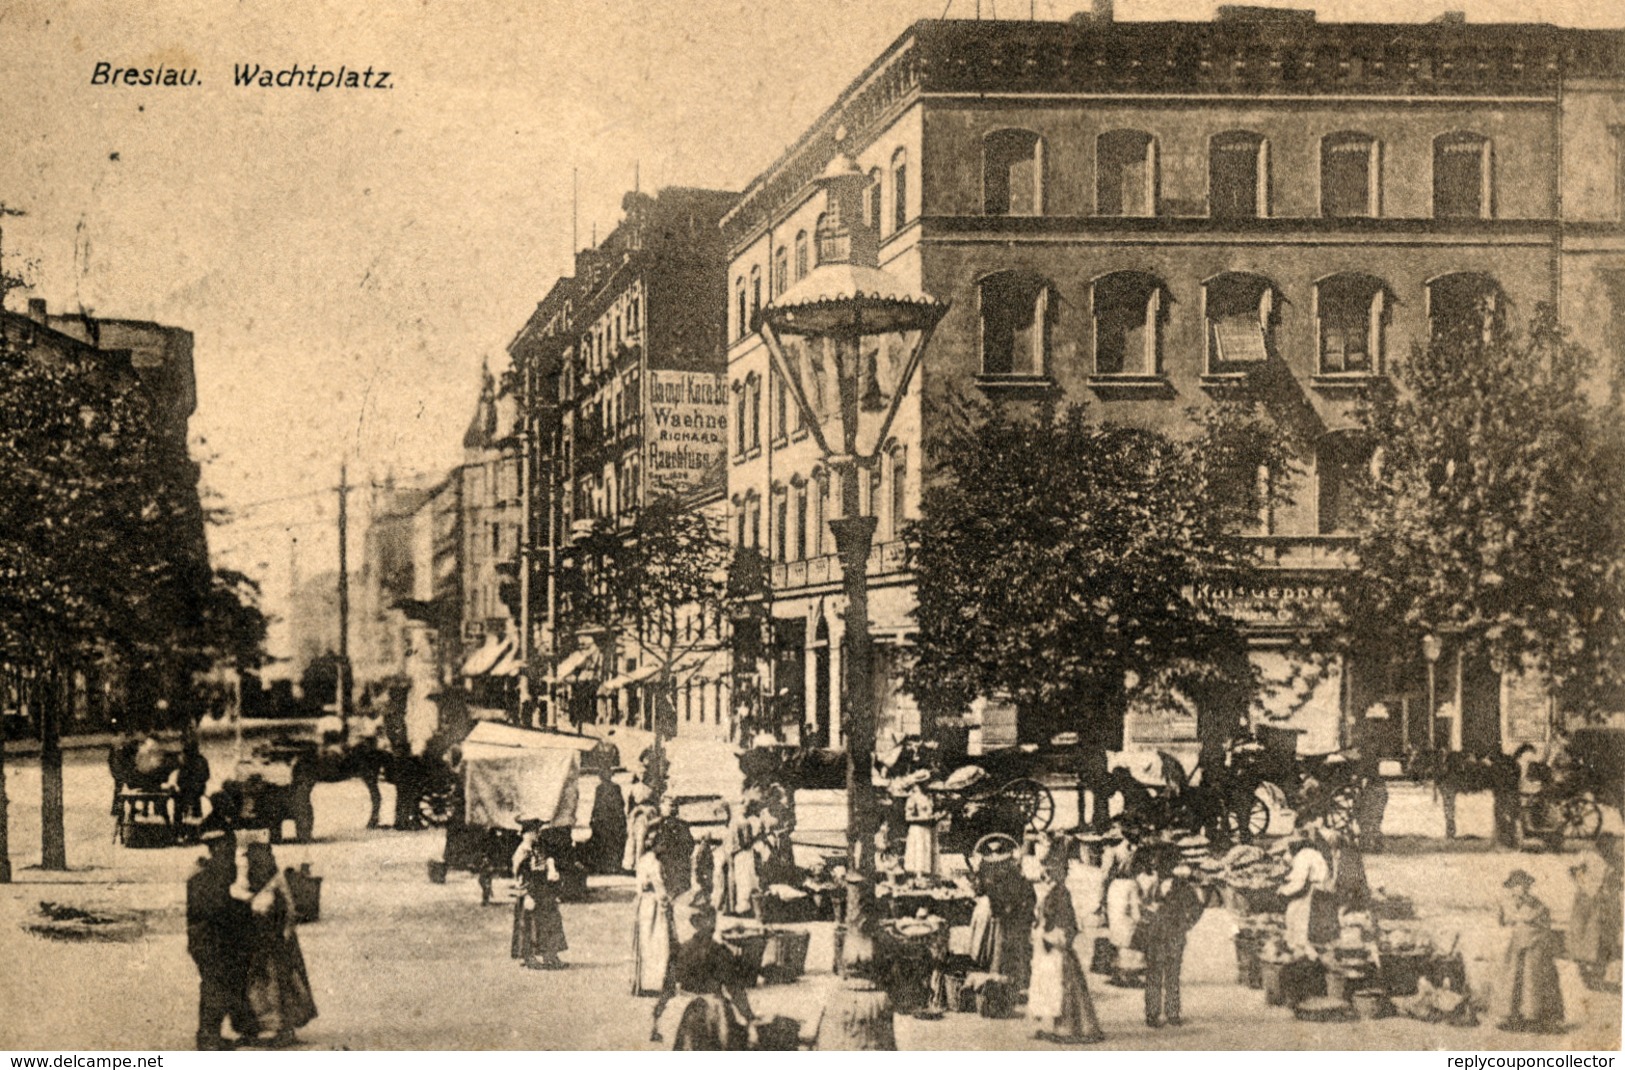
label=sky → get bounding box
[1,0,1618,661]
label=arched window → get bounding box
[891,148,909,234]
[1097,130,1157,217]
[1316,431,1372,534]
[978,271,1052,377]
[1321,132,1380,218]
[1092,272,1165,376]
[1433,132,1492,219]
[794,231,809,281]
[734,383,748,457]
[734,277,747,341]
[773,246,789,298]
[984,129,1044,216]
[1316,274,1389,374]
[867,168,883,231]
[1210,131,1268,219]
[745,491,762,549]
[749,266,763,330]
[1205,273,1275,373]
[1427,273,1503,343]
[731,495,746,546]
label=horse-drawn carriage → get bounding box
[109,734,195,847]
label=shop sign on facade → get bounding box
[646,370,727,494]
[1196,580,1344,629]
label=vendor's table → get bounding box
[877,885,976,927]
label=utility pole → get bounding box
[518,355,535,727]
[0,202,24,884]
[337,463,352,720]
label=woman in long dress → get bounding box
[715,803,761,918]
[1027,836,1104,1044]
[1490,869,1565,1032]
[1569,835,1623,991]
[631,847,675,996]
[234,841,317,1047]
[1104,842,1145,985]
[1279,826,1337,952]
[968,846,1035,989]
[511,823,568,970]
[902,783,939,879]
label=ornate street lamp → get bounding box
[757,133,948,948]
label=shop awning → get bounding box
[461,636,512,678]
[600,661,662,693]
[490,645,523,677]
[550,646,600,684]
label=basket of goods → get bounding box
[1377,927,1434,997]
[759,927,812,984]
[1232,923,1280,988]
[1220,845,1290,915]
[1294,996,1356,1023]
[1260,939,1326,1008]
[963,972,1014,1019]
[1351,988,1394,1020]
[719,921,771,984]
[749,1015,803,1051]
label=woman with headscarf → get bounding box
[511,821,568,970]
[233,840,316,1048]
[1027,835,1104,1044]
[631,844,675,997]
[1490,868,1565,1033]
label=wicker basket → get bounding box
[760,928,811,984]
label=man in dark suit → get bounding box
[1137,845,1207,1028]
[186,830,249,1049]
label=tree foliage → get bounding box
[1350,308,1625,720]
[906,393,1293,751]
[556,496,738,733]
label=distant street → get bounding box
[0,734,1617,1050]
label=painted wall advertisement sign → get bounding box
[646,370,727,494]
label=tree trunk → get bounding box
[40,663,67,870]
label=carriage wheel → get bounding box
[1226,793,1271,842]
[1002,778,1054,832]
[418,789,453,828]
[1323,786,1359,832]
[1563,797,1604,841]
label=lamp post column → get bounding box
[829,502,878,915]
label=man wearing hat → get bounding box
[1490,868,1564,1032]
[186,830,249,1049]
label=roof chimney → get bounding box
[1431,10,1466,22]
[27,298,47,323]
[1092,0,1114,21]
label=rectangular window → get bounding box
[1210,134,1265,219]
[1098,132,1155,217]
[1322,136,1377,218]
[794,484,808,560]
[890,449,907,539]
[893,163,908,233]
[749,498,761,549]
[1434,135,1489,219]
[775,492,788,563]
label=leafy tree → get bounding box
[556,496,735,784]
[906,394,1293,771]
[1349,308,1625,723]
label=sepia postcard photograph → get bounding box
[0,0,1621,1054]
